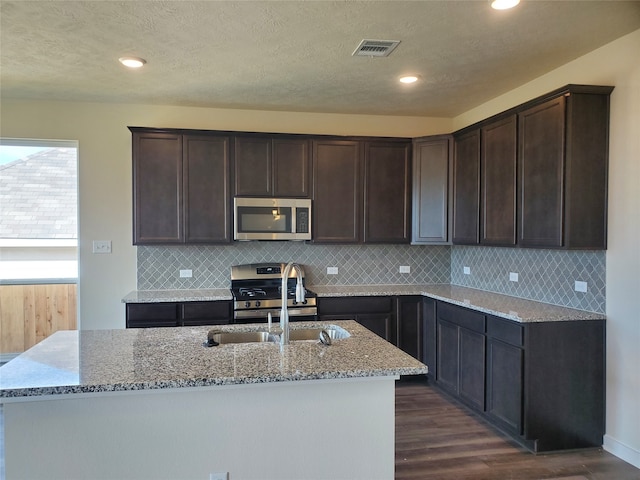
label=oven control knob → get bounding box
[255,300,261,307]
[245,301,251,308]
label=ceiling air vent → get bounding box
[352,39,401,57]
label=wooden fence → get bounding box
[0,283,77,355]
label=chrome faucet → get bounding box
[280,262,305,347]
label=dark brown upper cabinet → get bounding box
[312,138,412,244]
[133,131,183,244]
[183,135,232,243]
[234,136,310,198]
[364,141,411,243]
[452,130,480,244]
[312,140,362,243]
[481,115,517,246]
[518,86,612,249]
[411,135,452,244]
[131,128,231,245]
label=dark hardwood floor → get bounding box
[395,379,640,480]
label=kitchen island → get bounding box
[0,320,426,480]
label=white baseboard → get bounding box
[604,434,640,469]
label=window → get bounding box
[0,139,78,281]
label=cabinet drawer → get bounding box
[127,303,178,321]
[181,301,231,321]
[487,315,523,347]
[318,296,393,315]
[437,302,485,333]
[126,303,179,328]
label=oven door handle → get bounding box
[233,307,317,319]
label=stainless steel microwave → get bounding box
[234,197,312,241]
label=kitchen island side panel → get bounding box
[4,377,396,480]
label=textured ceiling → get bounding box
[1,1,639,117]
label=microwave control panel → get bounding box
[296,208,310,233]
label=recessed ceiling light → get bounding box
[119,57,146,68]
[491,0,520,10]
[399,75,419,84]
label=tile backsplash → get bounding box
[137,243,451,290]
[451,246,605,313]
[137,243,606,313]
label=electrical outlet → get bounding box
[92,240,112,254]
[575,281,588,293]
[327,267,338,275]
[180,269,193,278]
[463,266,471,275]
[399,265,411,274]
[509,272,519,282]
[210,473,228,480]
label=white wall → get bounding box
[0,101,450,330]
[452,29,640,468]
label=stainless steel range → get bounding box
[230,263,317,323]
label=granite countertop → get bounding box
[0,320,427,400]
[122,288,232,303]
[123,284,604,323]
[311,284,605,322]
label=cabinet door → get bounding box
[481,116,516,246]
[181,301,232,326]
[364,142,411,243]
[487,339,523,434]
[356,313,395,343]
[459,328,486,411]
[312,140,362,243]
[272,138,310,197]
[518,96,565,247]
[234,137,271,196]
[183,136,231,243]
[412,136,451,244]
[437,319,459,394]
[452,130,480,244]
[133,132,183,244]
[422,297,437,380]
[396,296,423,361]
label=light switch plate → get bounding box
[327,267,338,275]
[509,272,519,282]
[463,266,471,275]
[179,269,192,278]
[399,265,411,274]
[92,240,111,254]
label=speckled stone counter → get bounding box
[0,320,426,400]
[122,284,605,323]
[122,288,232,303]
[311,284,605,322]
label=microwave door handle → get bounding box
[291,207,296,234]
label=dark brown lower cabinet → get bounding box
[317,296,395,342]
[395,296,424,361]
[126,303,180,328]
[486,337,523,434]
[422,297,437,381]
[126,301,232,328]
[434,300,604,453]
[458,327,485,411]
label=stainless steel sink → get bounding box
[205,325,350,346]
[289,326,351,341]
[206,331,271,346]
